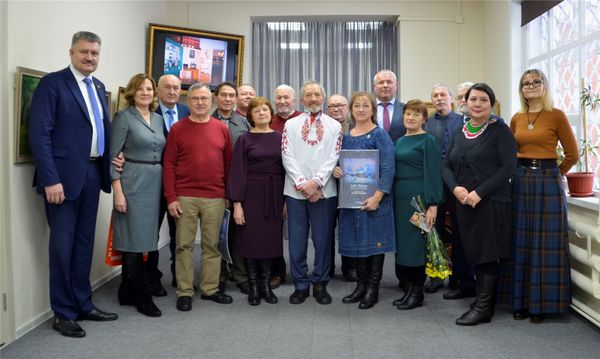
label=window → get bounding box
[524,0,600,178]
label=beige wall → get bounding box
[0,0,518,343]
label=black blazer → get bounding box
[384,100,406,142]
[443,121,517,202]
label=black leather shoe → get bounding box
[312,283,332,305]
[149,282,168,297]
[176,296,192,311]
[78,308,118,321]
[343,269,358,282]
[52,316,86,338]
[513,309,529,320]
[424,277,444,293]
[289,289,310,304]
[237,281,250,295]
[443,286,476,300]
[201,291,233,304]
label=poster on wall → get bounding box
[14,66,47,164]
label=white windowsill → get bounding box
[566,195,600,212]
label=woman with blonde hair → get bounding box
[501,69,577,323]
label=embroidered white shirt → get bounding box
[281,111,342,200]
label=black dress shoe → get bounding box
[78,308,118,321]
[201,291,233,304]
[312,283,332,305]
[343,269,358,282]
[443,286,476,300]
[513,309,529,320]
[176,296,192,311]
[424,277,444,293]
[237,281,250,295]
[149,282,168,297]
[289,289,310,304]
[52,316,86,338]
[218,282,227,293]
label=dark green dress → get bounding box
[394,133,443,266]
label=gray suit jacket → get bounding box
[212,110,251,146]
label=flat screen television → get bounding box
[147,23,244,92]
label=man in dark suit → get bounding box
[373,69,406,142]
[150,74,190,290]
[29,31,118,338]
[211,81,251,294]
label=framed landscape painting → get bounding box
[14,66,46,164]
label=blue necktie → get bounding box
[83,77,104,156]
[166,109,175,130]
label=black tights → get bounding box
[396,264,426,286]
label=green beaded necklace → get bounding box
[463,119,489,139]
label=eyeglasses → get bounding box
[521,80,543,89]
[327,104,347,110]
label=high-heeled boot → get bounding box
[343,257,368,304]
[118,264,135,306]
[259,259,278,304]
[393,282,413,307]
[244,258,260,306]
[122,252,161,317]
[397,284,424,310]
[359,254,384,309]
[456,270,496,326]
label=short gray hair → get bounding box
[373,69,397,84]
[432,83,453,97]
[456,81,474,92]
[300,80,325,99]
[71,31,101,47]
[275,84,296,98]
[188,82,211,93]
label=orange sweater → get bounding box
[510,108,578,174]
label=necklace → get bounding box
[527,111,542,130]
[463,119,489,139]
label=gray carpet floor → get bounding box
[2,245,600,359]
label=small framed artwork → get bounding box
[105,90,113,118]
[14,66,47,164]
[115,86,128,115]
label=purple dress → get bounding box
[227,131,285,259]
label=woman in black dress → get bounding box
[442,83,517,325]
[227,97,285,306]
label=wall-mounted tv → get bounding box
[147,23,244,92]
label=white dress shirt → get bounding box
[281,111,342,200]
[69,64,104,157]
[376,97,396,130]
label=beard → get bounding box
[306,104,322,113]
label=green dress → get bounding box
[394,133,443,266]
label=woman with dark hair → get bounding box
[503,69,577,323]
[227,96,285,306]
[333,92,395,309]
[443,83,517,325]
[110,73,165,317]
[392,99,443,310]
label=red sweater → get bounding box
[163,117,232,203]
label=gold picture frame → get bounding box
[14,66,47,164]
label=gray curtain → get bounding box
[252,21,397,106]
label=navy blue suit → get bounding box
[148,102,190,284]
[381,100,406,142]
[29,67,111,320]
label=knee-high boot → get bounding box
[342,257,368,303]
[260,259,278,304]
[244,258,260,306]
[359,254,384,309]
[456,269,496,326]
[122,252,161,317]
[118,261,135,306]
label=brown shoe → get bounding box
[270,276,282,289]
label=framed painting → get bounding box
[14,66,47,164]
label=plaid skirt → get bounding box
[497,166,571,314]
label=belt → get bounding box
[125,157,161,165]
[518,158,557,169]
[89,157,100,162]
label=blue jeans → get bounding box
[286,196,337,290]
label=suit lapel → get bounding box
[65,70,91,122]
[129,107,154,131]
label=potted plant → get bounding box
[565,80,600,197]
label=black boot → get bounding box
[118,265,135,306]
[342,257,368,304]
[397,285,424,310]
[359,254,384,309]
[392,282,412,307]
[456,270,496,326]
[259,259,278,304]
[122,252,161,317]
[244,258,260,306]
